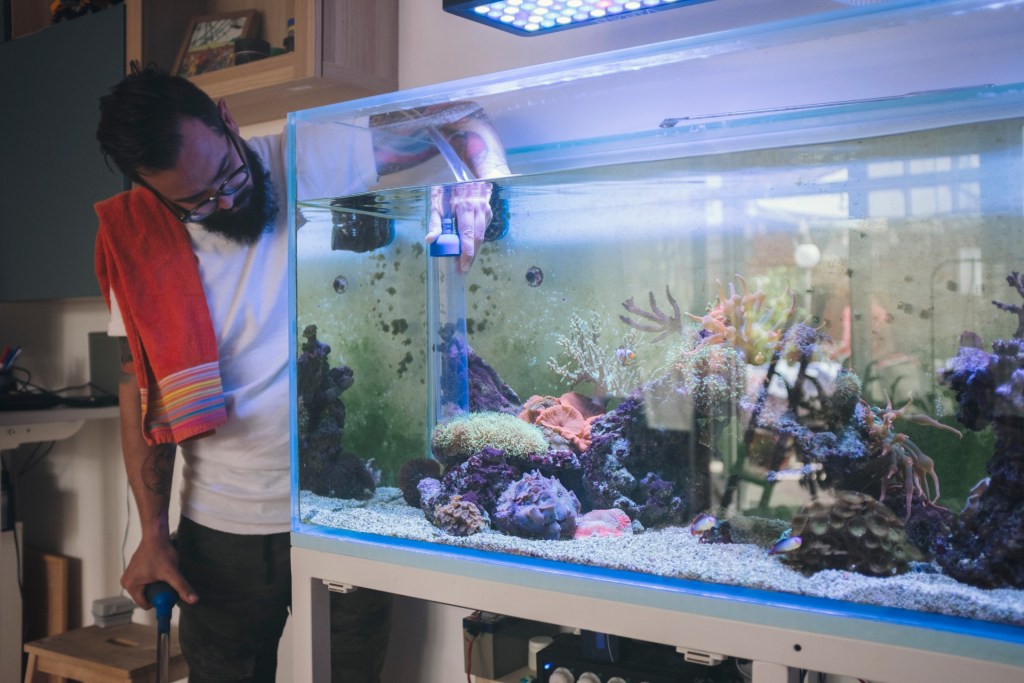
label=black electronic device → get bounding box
[536,633,742,683]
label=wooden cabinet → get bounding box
[130,0,398,126]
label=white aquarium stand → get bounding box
[290,533,1024,683]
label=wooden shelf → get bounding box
[129,0,398,126]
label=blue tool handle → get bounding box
[144,581,178,635]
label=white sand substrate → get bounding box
[299,487,1024,627]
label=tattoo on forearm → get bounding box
[118,338,135,382]
[370,103,495,177]
[448,130,489,175]
[143,443,175,495]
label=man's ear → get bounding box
[218,99,240,135]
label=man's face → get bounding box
[138,117,278,244]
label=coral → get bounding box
[439,446,518,516]
[547,314,642,397]
[431,411,548,468]
[858,396,961,520]
[783,491,913,577]
[433,495,489,536]
[417,477,444,524]
[519,393,602,453]
[435,324,521,416]
[316,455,380,501]
[936,279,1024,588]
[880,484,953,558]
[619,286,686,343]
[992,271,1024,338]
[296,324,376,499]
[574,508,632,539]
[822,369,863,432]
[519,449,581,476]
[397,458,442,507]
[580,391,700,526]
[755,385,959,524]
[537,404,592,452]
[558,391,606,420]
[686,274,798,365]
[941,335,1001,431]
[467,342,522,415]
[664,326,747,418]
[493,471,580,540]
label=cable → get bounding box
[18,440,56,476]
[0,365,117,410]
[465,632,476,683]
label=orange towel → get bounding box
[94,189,227,445]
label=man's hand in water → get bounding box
[426,182,493,274]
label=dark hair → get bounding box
[96,63,224,181]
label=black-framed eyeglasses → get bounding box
[142,125,250,224]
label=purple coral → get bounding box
[936,276,1024,588]
[296,324,376,499]
[941,337,995,430]
[493,471,580,540]
[397,458,442,507]
[439,446,518,516]
[579,391,694,527]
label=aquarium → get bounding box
[289,0,1024,678]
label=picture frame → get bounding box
[173,10,261,78]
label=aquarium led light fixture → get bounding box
[443,0,714,36]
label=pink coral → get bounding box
[573,508,632,539]
[519,394,602,453]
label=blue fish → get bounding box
[689,512,716,535]
[769,535,802,556]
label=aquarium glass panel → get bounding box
[290,0,1024,645]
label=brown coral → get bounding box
[433,495,489,537]
[783,491,913,577]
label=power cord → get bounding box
[464,611,484,683]
[0,365,117,410]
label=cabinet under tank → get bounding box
[288,0,1024,661]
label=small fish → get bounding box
[769,535,802,556]
[766,463,823,483]
[689,512,716,535]
[615,347,638,366]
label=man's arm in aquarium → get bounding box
[369,102,510,180]
[370,103,511,273]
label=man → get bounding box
[94,64,508,682]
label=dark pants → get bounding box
[176,516,393,683]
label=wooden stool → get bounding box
[23,622,188,683]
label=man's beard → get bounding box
[198,140,279,245]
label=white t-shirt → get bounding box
[109,127,377,534]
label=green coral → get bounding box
[665,325,747,418]
[431,411,548,467]
[547,313,642,397]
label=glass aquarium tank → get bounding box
[289,0,1024,678]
